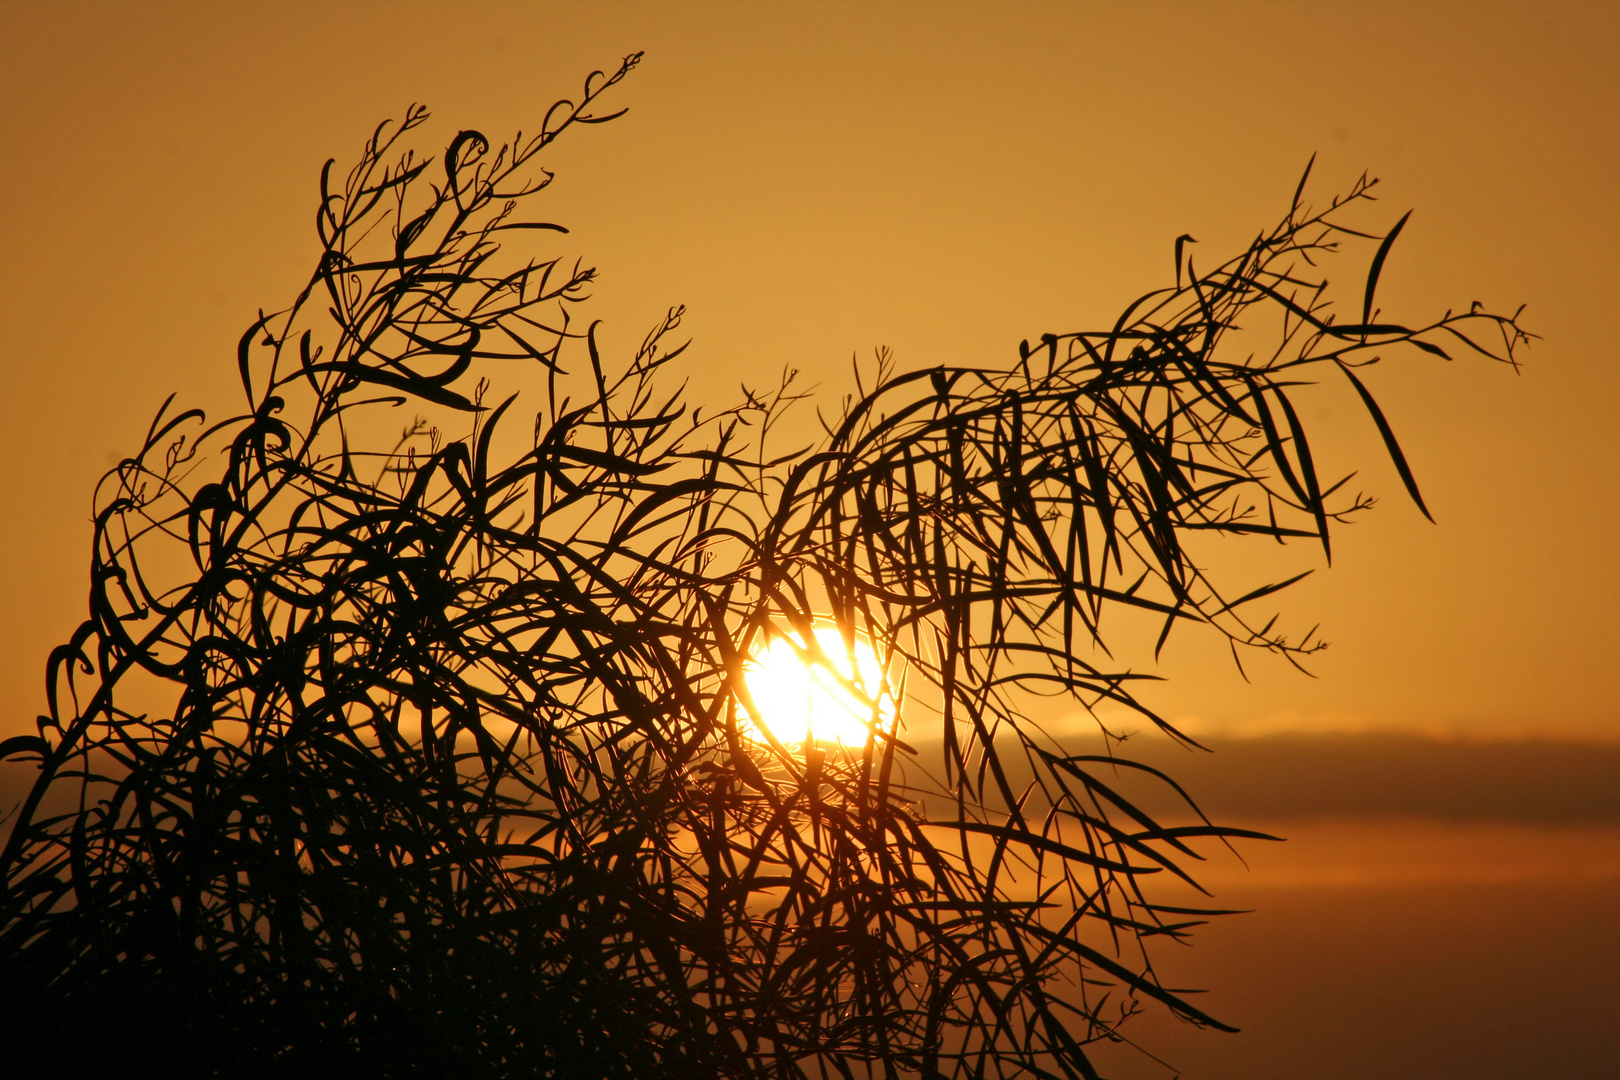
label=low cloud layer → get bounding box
[7,730,1620,843]
[1082,731,1620,824]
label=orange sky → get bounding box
[1,5,1617,1074]
[2,1,1615,745]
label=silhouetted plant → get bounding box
[0,54,1528,1078]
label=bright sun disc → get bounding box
[740,626,896,748]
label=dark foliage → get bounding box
[0,55,1528,1078]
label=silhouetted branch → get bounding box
[0,55,1528,1079]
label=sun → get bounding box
[740,625,896,749]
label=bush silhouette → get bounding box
[0,54,1528,1078]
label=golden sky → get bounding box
[0,5,1617,1074]
[2,1,1614,745]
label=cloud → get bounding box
[1080,730,1620,824]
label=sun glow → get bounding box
[740,625,897,749]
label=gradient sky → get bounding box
[2,0,1615,743]
[1,3,1616,1076]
